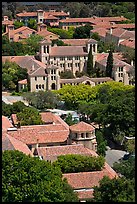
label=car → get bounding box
[123,153,135,160]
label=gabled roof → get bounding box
[63,163,118,189]
[11,26,37,35]
[36,144,97,161]
[119,38,135,49]
[70,121,95,132]
[16,12,37,17]
[7,112,69,145]
[37,30,59,38]
[18,79,27,84]
[2,132,33,156]
[50,46,88,57]
[2,116,13,131]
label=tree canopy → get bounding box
[2,150,78,202]
[2,60,28,91]
[73,24,93,39]
[93,176,135,202]
[53,154,105,173]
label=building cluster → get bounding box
[2,10,135,92]
[2,113,118,201]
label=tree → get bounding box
[24,34,44,54]
[27,18,37,30]
[64,113,78,126]
[16,107,44,126]
[14,20,25,29]
[2,102,13,117]
[87,47,94,77]
[113,156,135,179]
[91,32,100,41]
[96,130,107,156]
[60,70,75,79]
[51,39,68,46]
[53,154,105,173]
[73,24,93,39]
[2,150,78,202]
[23,90,60,110]
[47,27,73,39]
[2,61,28,92]
[93,176,135,202]
[106,49,113,78]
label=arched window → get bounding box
[51,83,56,90]
[85,81,91,85]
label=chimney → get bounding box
[110,27,112,35]
[40,23,47,32]
[3,15,8,21]
[37,23,41,32]
[131,60,134,66]
[8,24,14,41]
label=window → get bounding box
[40,19,42,22]
[81,133,84,138]
[54,57,56,60]
[51,76,53,80]
[43,76,45,80]
[54,76,56,80]
[35,77,37,81]
[39,84,41,89]
[84,56,86,59]
[121,73,123,77]
[42,84,44,89]
[51,70,53,74]
[54,70,56,74]
[119,73,120,77]
[121,67,123,71]
[36,85,38,89]
[67,57,72,60]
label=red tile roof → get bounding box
[2,132,33,156]
[36,144,98,161]
[37,30,59,38]
[119,38,135,49]
[91,28,109,37]
[107,28,135,39]
[62,38,97,46]
[50,46,88,57]
[2,116,13,131]
[18,79,27,84]
[70,121,95,132]
[2,20,14,25]
[63,163,118,189]
[76,189,94,200]
[7,112,69,145]
[16,12,37,17]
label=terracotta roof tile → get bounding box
[91,28,108,37]
[2,116,13,131]
[18,79,27,84]
[76,189,94,199]
[37,30,59,38]
[62,38,97,46]
[36,144,97,161]
[16,12,37,17]
[70,121,95,132]
[119,38,135,49]
[2,132,33,156]
[50,46,88,57]
[63,163,118,189]
[7,112,69,145]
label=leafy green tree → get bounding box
[122,47,135,65]
[73,24,93,39]
[47,27,73,39]
[16,107,44,126]
[14,20,25,29]
[93,176,135,202]
[90,32,100,41]
[60,70,75,79]
[2,102,13,117]
[51,39,68,46]
[27,18,37,30]
[106,49,113,78]
[24,34,44,54]
[113,156,135,179]
[75,71,87,78]
[64,113,78,126]
[12,101,27,113]
[2,150,78,202]
[53,154,105,173]
[87,47,94,77]
[2,61,28,92]
[96,130,107,156]
[23,90,59,110]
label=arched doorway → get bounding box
[51,83,56,90]
[119,80,122,82]
[85,81,91,85]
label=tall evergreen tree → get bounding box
[106,49,113,78]
[87,46,94,76]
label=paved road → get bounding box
[105,147,127,167]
